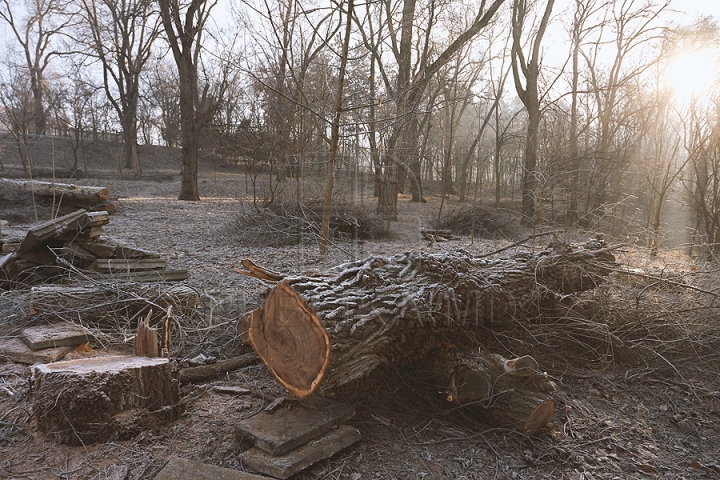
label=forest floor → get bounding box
[1,135,719,479]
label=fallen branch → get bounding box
[178,353,259,384]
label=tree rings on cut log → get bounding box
[244,281,331,398]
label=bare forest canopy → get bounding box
[1,0,719,255]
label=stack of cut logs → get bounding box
[0,208,187,288]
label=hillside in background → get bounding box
[0,133,234,180]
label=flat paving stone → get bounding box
[0,338,74,364]
[235,396,355,455]
[22,323,94,350]
[242,425,361,479]
[155,456,269,480]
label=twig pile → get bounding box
[231,201,390,247]
[438,205,521,238]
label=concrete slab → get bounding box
[0,338,74,364]
[154,456,269,480]
[22,323,94,350]
[235,396,355,456]
[242,425,361,479]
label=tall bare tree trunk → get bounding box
[32,79,45,136]
[159,0,211,202]
[511,0,554,223]
[523,66,540,221]
[177,57,199,200]
[122,106,141,175]
[320,0,354,254]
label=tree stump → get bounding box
[33,356,181,445]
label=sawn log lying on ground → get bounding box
[237,236,617,399]
[0,178,115,213]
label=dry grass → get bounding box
[2,139,720,479]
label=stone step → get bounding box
[242,425,361,479]
[235,396,355,456]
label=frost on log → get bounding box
[238,236,616,401]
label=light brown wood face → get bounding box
[248,281,330,397]
[523,399,555,435]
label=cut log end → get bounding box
[523,399,555,435]
[450,365,489,403]
[247,281,330,398]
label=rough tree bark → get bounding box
[237,236,616,397]
[511,0,555,222]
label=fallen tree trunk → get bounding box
[30,283,199,324]
[237,236,616,397]
[0,178,110,202]
[0,178,114,214]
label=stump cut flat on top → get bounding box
[33,355,180,445]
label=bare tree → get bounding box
[0,69,35,176]
[240,0,340,184]
[667,19,720,255]
[565,0,607,222]
[57,64,100,176]
[78,0,161,175]
[158,0,217,200]
[0,0,72,136]
[370,0,506,219]
[146,60,181,147]
[686,95,720,255]
[319,0,354,254]
[581,0,668,219]
[511,0,554,223]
